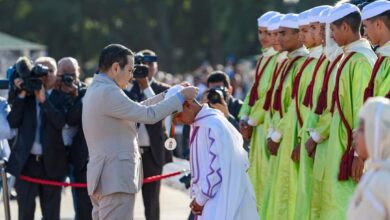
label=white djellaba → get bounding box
[348,97,390,220]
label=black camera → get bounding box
[133,54,158,78]
[14,57,49,93]
[207,86,228,104]
[60,74,75,87]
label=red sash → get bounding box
[273,56,303,118]
[363,56,385,102]
[302,54,327,108]
[329,52,356,181]
[386,91,390,99]
[314,54,343,115]
[248,56,274,106]
[263,59,288,112]
[292,57,314,127]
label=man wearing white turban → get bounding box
[348,97,390,220]
[164,85,259,220]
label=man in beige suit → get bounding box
[82,44,198,220]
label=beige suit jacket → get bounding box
[82,73,182,196]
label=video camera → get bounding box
[11,57,49,93]
[133,54,158,78]
[60,74,75,87]
[207,86,228,104]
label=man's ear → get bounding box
[228,86,233,96]
[342,22,349,33]
[376,19,384,32]
[112,62,120,74]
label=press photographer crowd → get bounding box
[2,0,390,220]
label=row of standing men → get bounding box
[238,1,390,219]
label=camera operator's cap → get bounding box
[279,13,299,29]
[258,11,280,28]
[327,3,360,24]
[361,0,390,20]
[308,5,332,24]
[163,85,185,151]
[298,9,311,26]
[319,7,333,24]
[267,14,285,31]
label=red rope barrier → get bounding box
[19,169,188,188]
[143,170,184,183]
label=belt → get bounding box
[30,154,43,162]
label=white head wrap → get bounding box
[267,14,285,31]
[298,10,311,26]
[279,13,299,29]
[361,0,390,20]
[308,5,332,24]
[359,97,390,170]
[258,11,280,28]
[326,3,360,24]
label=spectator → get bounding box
[124,49,173,220]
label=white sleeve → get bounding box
[103,87,181,124]
[196,128,222,206]
[270,130,282,143]
[310,131,324,143]
[267,127,274,139]
[140,92,164,106]
[142,86,155,98]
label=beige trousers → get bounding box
[90,192,135,220]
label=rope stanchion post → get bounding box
[0,159,11,220]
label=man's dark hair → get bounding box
[207,71,230,87]
[332,11,362,33]
[98,44,134,72]
[368,10,390,30]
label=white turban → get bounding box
[359,97,390,170]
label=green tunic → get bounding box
[239,47,278,120]
[257,52,289,219]
[264,46,309,220]
[373,42,390,97]
[294,46,329,220]
[310,39,376,220]
[246,52,279,211]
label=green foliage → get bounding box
[0,0,335,76]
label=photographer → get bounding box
[58,57,92,220]
[7,57,68,220]
[123,49,172,220]
[205,71,243,130]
